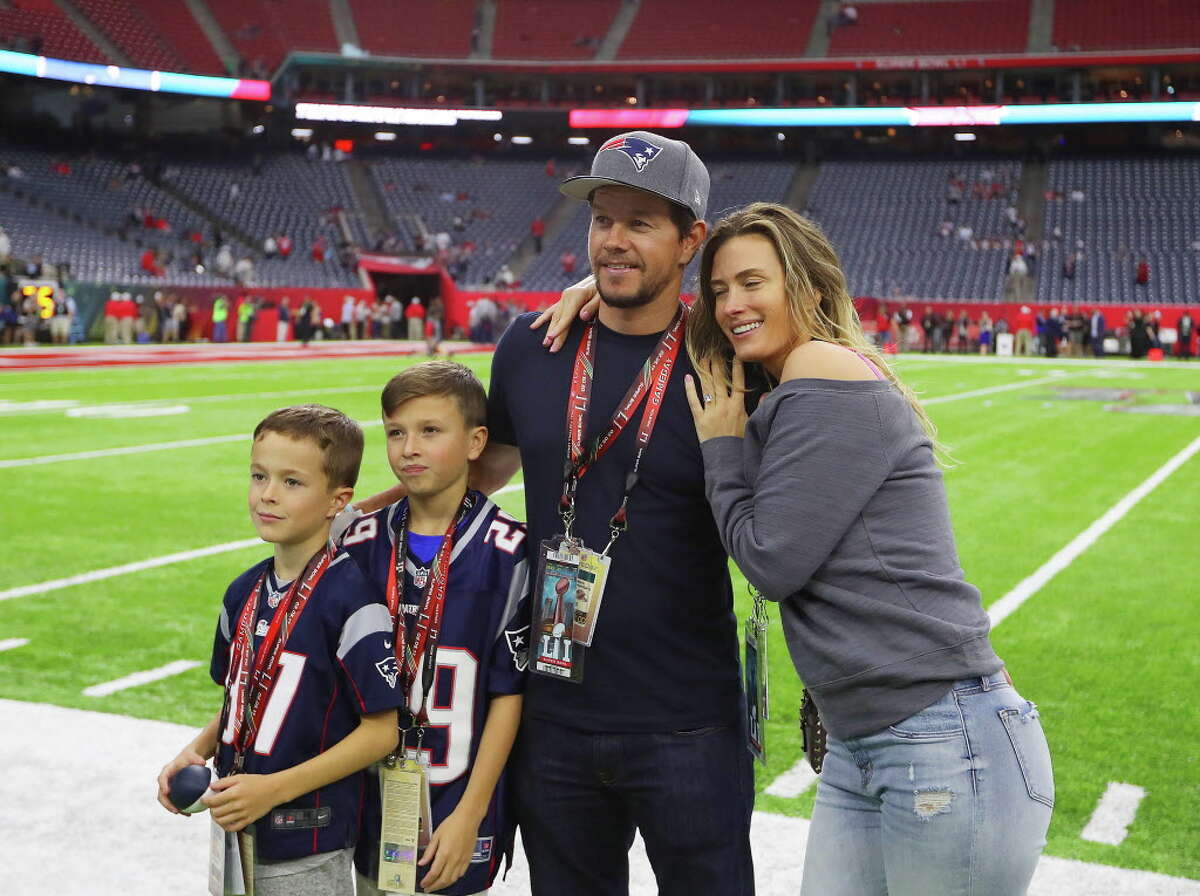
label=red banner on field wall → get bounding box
[163,286,374,341]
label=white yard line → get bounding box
[0,483,526,602]
[0,420,385,469]
[988,433,1200,627]
[923,374,1067,405]
[0,539,263,601]
[82,660,203,698]
[764,760,820,798]
[0,383,385,416]
[1081,782,1148,846]
[0,637,29,652]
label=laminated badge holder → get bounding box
[745,586,770,764]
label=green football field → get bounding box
[0,349,1197,882]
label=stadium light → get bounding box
[567,136,590,146]
[291,128,313,139]
[511,136,533,145]
[295,102,502,126]
[570,101,1200,129]
[0,49,269,100]
[374,131,397,141]
[955,132,977,141]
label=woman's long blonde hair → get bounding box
[687,201,936,441]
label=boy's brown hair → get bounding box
[253,404,364,487]
[381,360,487,428]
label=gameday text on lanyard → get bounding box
[220,546,334,774]
[384,494,474,751]
[561,302,687,554]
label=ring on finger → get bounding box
[703,393,714,403]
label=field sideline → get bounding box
[1,345,1197,893]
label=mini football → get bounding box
[168,764,212,814]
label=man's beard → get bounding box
[594,265,672,310]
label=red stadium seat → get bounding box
[826,0,1029,56]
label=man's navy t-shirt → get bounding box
[488,310,742,732]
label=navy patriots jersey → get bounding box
[209,550,403,861]
[339,491,530,895]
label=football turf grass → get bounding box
[0,350,1197,880]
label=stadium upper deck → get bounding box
[2,0,1197,77]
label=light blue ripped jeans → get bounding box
[801,672,1053,896]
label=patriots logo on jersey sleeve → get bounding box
[375,655,399,689]
[599,135,662,173]
[504,625,530,672]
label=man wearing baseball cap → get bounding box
[475,132,755,894]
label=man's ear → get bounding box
[679,218,708,268]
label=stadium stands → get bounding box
[1052,0,1200,51]
[347,0,476,58]
[806,160,1022,301]
[520,160,797,291]
[162,154,362,287]
[616,0,820,59]
[492,0,621,59]
[367,157,563,285]
[206,0,338,73]
[0,0,101,62]
[1038,158,1200,306]
[825,0,1030,56]
[74,0,188,73]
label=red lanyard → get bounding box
[221,546,333,772]
[385,494,473,726]
[561,302,687,550]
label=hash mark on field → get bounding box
[988,433,1200,627]
[0,638,29,652]
[82,660,203,697]
[764,759,820,798]
[1081,782,1147,846]
[0,483,525,601]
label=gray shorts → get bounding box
[254,846,353,896]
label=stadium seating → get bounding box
[205,0,338,73]
[616,0,820,59]
[1037,158,1200,306]
[520,160,797,291]
[806,160,1022,300]
[492,0,621,59]
[162,154,363,287]
[367,157,564,284]
[85,0,226,74]
[0,0,102,62]
[347,0,476,58]
[1052,0,1200,51]
[825,1,1030,56]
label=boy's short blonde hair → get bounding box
[253,404,364,488]
[381,360,487,428]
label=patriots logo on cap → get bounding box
[600,135,662,173]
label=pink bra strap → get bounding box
[850,348,887,381]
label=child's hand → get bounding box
[418,807,480,892]
[156,748,207,815]
[204,774,280,832]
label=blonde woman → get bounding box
[535,201,1053,894]
[683,203,1052,895]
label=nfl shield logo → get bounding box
[413,566,430,589]
[599,135,662,173]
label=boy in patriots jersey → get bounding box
[340,361,529,896]
[156,405,403,896]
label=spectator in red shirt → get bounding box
[404,297,426,341]
[874,303,892,350]
[140,248,163,277]
[531,217,545,253]
[1014,304,1035,355]
[312,235,327,262]
[1135,257,1150,286]
[561,250,576,278]
[278,233,293,258]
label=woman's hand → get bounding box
[529,274,600,352]
[685,357,748,442]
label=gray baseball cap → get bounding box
[560,131,709,221]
